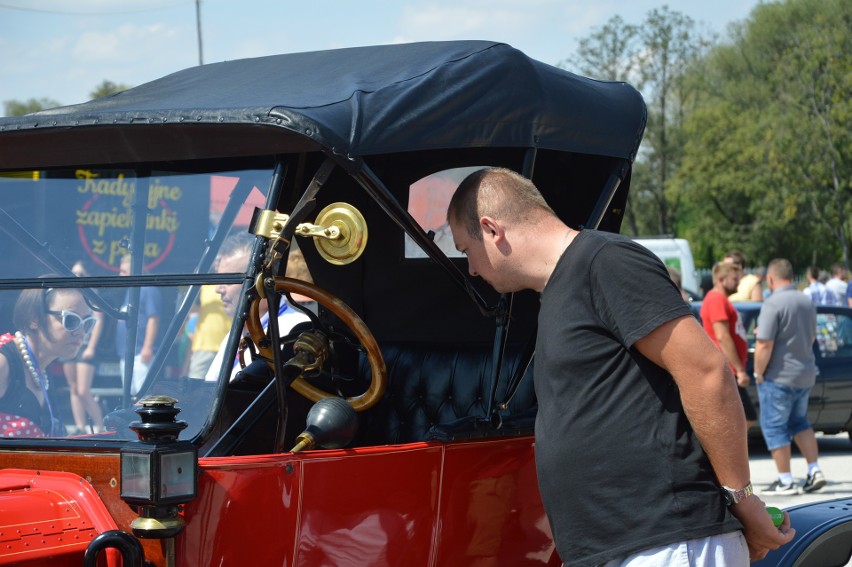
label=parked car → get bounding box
[691,301,852,441]
[0,41,849,567]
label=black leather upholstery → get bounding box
[355,343,537,446]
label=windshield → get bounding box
[0,166,272,442]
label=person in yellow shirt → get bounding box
[187,285,231,379]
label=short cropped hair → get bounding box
[447,167,555,241]
[220,232,256,259]
[767,258,794,281]
[712,261,738,285]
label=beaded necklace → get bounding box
[14,331,47,391]
[14,331,57,436]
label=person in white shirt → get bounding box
[803,265,839,306]
[825,262,848,301]
[204,235,311,382]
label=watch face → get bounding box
[721,489,734,506]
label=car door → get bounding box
[813,307,852,434]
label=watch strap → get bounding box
[721,482,753,506]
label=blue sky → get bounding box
[0,0,766,108]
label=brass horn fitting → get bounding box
[250,203,367,266]
[312,202,368,265]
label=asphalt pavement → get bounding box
[748,432,852,509]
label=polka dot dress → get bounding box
[0,414,46,437]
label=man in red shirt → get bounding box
[701,261,757,428]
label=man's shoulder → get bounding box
[768,287,813,311]
[700,290,731,321]
[700,289,725,308]
[583,231,658,261]
[577,229,629,247]
[760,292,785,315]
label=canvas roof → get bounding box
[0,41,645,170]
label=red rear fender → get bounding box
[0,469,119,566]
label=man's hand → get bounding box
[729,495,795,562]
[735,369,750,388]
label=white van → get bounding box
[633,237,699,295]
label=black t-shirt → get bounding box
[535,230,740,566]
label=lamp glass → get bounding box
[121,452,152,499]
[160,451,196,499]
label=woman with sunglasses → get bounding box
[0,284,96,437]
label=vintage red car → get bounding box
[0,41,849,566]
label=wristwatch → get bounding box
[721,482,753,506]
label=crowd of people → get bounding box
[695,256,851,309]
[689,252,831,500]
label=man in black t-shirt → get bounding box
[446,168,793,566]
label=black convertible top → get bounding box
[0,41,645,170]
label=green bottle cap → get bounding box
[766,506,784,527]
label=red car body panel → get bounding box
[179,437,552,565]
[0,469,119,566]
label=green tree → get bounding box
[563,15,640,83]
[89,80,132,99]
[674,0,852,269]
[3,79,133,118]
[3,97,61,117]
[568,8,713,237]
[630,7,714,238]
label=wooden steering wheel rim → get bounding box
[246,277,386,412]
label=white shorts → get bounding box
[599,530,748,567]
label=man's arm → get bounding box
[711,320,749,387]
[138,288,163,365]
[635,315,794,561]
[753,339,774,383]
[140,315,159,364]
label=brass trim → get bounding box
[251,203,368,266]
[252,209,291,240]
[313,202,368,265]
[131,515,186,538]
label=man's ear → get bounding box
[480,216,503,240]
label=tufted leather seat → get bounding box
[355,343,537,446]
